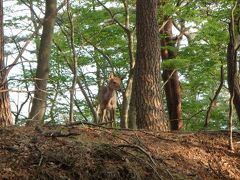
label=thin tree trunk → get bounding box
[128,71,137,129]
[204,65,224,127]
[117,0,135,128]
[96,61,103,123]
[135,0,169,131]
[0,0,13,127]
[91,0,100,124]
[121,70,133,128]
[228,91,234,150]
[121,32,135,128]
[28,0,57,126]
[67,1,77,124]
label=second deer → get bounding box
[99,73,122,127]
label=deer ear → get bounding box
[109,73,114,79]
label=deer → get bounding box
[99,73,122,127]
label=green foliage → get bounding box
[4,0,239,130]
[161,58,191,70]
[41,0,135,122]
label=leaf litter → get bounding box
[0,125,239,180]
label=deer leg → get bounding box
[109,109,115,127]
[113,109,116,127]
[109,109,113,127]
[106,110,111,127]
[98,109,102,124]
[101,108,106,123]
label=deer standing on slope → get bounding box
[99,73,122,127]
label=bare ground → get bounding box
[0,125,239,180]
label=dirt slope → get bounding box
[0,125,239,179]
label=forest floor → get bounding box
[0,124,239,180]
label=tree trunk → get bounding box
[135,0,169,131]
[28,0,57,126]
[227,39,240,120]
[128,70,137,129]
[228,91,234,150]
[95,62,103,124]
[0,0,13,127]
[160,18,183,130]
[227,2,240,121]
[118,0,135,129]
[204,65,224,127]
[121,69,134,128]
[121,32,135,128]
[67,1,77,124]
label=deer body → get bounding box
[99,74,122,127]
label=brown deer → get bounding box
[99,73,122,127]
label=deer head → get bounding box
[108,73,122,91]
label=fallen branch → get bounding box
[66,120,117,128]
[35,126,80,137]
[43,131,80,137]
[208,162,228,180]
[117,144,157,166]
[118,146,162,180]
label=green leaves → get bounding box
[5,0,238,129]
[162,58,191,70]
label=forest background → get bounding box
[1,0,240,132]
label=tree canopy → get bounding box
[1,0,240,131]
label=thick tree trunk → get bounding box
[0,84,12,127]
[160,18,183,130]
[28,0,57,126]
[135,0,169,131]
[0,0,13,127]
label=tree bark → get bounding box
[228,91,234,150]
[0,0,13,127]
[67,1,77,124]
[160,18,183,130]
[28,0,57,126]
[128,70,137,129]
[121,32,135,128]
[227,2,240,121]
[135,0,169,131]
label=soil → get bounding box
[0,124,239,180]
